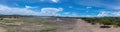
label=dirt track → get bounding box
[0,27,6,32]
[65,19,93,32]
[65,19,120,32]
[73,19,93,32]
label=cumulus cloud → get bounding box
[97,11,110,17]
[39,8,63,16]
[97,11,120,17]
[0,5,63,16]
[0,5,38,15]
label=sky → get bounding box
[0,0,120,17]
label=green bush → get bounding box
[98,19,112,25]
[113,21,120,26]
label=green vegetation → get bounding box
[114,22,120,26]
[82,17,120,26]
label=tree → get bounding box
[98,18,112,25]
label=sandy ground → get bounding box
[0,19,120,32]
[65,19,120,32]
[0,27,6,32]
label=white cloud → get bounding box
[97,11,110,16]
[71,13,79,17]
[0,5,39,15]
[63,12,70,15]
[25,6,37,8]
[0,5,63,16]
[80,15,96,17]
[97,11,120,17]
[112,11,120,16]
[51,0,59,3]
[60,12,80,17]
[39,8,63,16]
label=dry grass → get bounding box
[0,17,78,32]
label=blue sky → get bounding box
[0,0,120,17]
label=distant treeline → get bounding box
[0,15,82,19]
[0,15,36,18]
[81,17,120,26]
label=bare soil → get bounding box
[0,18,120,32]
[65,19,120,32]
[0,27,6,32]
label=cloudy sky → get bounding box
[0,0,120,17]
